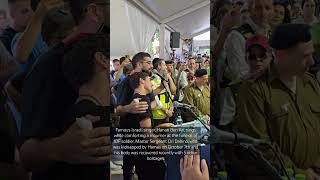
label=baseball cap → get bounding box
[245,35,270,51]
[194,69,208,78]
[270,24,311,50]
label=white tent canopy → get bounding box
[110,0,210,58]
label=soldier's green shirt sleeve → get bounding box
[236,81,305,175]
[183,86,203,116]
[237,82,267,139]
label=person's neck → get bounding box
[195,81,204,91]
[189,68,195,73]
[134,86,148,96]
[248,16,269,33]
[130,67,142,75]
[275,62,295,83]
[78,73,109,106]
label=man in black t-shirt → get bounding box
[126,71,166,180]
[58,34,110,180]
[116,52,166,179]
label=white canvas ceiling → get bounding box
[131,0,210,39]
[110,0,210,57]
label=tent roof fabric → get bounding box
[132,0,210,38]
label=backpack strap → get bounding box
[234,24,255,40]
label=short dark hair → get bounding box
[31,0,40,11]
[131,52,151,68]
[68,0,109,25]
[68,0,96,25]
[129,72,149,90]
[153,58,164,70]
[119,57,126,64]
[42,9,75,44]
[270,24,312,50]
[63,34,109,90]
[273,2,291,23]
[123,63,133,75]
[113,59,120,63]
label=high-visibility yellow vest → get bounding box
[152,91,172,119]
[151,73,174,119]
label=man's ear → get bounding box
[94,51,108,69]
[139,78,145,86]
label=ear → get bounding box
[86,3,99,22]
[94,52,108,70]
[139,77,145,86]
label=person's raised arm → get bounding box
[114,58,130,82]
[13,0,64,63]
[212,7,240,59]
[176,64,188,89]
[167,74,177,94]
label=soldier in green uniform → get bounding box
[237,24,320,179]
[183,69,210,122]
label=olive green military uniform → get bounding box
[183,83,210,116]
[236,64,320,177]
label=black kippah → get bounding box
[194,69,207,77]
[270,24,312,50]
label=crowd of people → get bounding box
[0,0,211,179]
[110,53,211,179]
[212,0,320,179]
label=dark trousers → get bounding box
[123,155,135,180]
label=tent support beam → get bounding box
[190,27,210,39]
[161,0,210,24]
[159,24,165,58]
[128,0,161,23]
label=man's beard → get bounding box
[142,69,152,76]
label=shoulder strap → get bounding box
[234,24,255,40]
